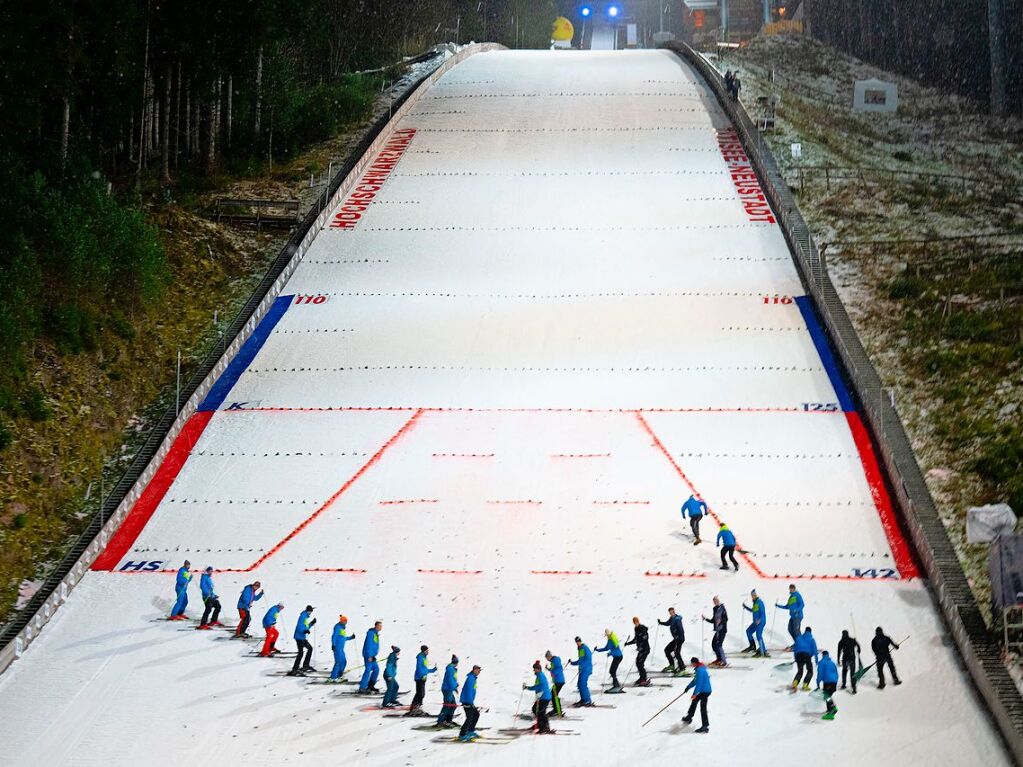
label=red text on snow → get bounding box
[330,128,417,230]
[715,128,776,223]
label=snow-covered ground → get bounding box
[0,49,1010,766]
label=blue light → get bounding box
[607,4,619,18]
[580,5,591,17]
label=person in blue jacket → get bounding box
[569,636,594,706]
[681,657,712,733]
[407,644,437,715]
[816,650,840,719]
[595,628,625,691]
[169,560,191,620]
[359,621,383,692]
[545,650,566,716]
[198,566,221,628]
[681,494,709,544]
[288,605,317,675]
[436,655,460,726]
[776,584,806,646]
[234,581,263,638]
[716,523,739,571]
[743,589,768,657]
[524,660,554,733]
[330,614,357,681]
[382,646,401,708]
[458,664,483,741]
[791,626,819,691]
[259,602,284,657]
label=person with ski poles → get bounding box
[234,581,263,638]
[382,646,401,708]
[545,651,566,715]
[703,596,728,667]
[776,584,805,648]
[524,660,554,733]
[259,602,284,657]
[406,645,437,716]
[198,566,221,628]
[871,626,902,688]
[681,657,711,733]
[624,616,651,686]
[458,665,483,742]
[595,628,625,691]
[436,655,460,727]
[658,607,686,673]
[837,629,861,693]
[791,626,819,691]
[169,560,191,620]
[742,589,768,657]
[359,621,383,692]
[288,605,316,676]
[329,614,357,681]
[816,650,840,720]
[681,494,708,544]
[716,523,739,571]
[569,636,594,707]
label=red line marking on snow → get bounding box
[378,499,439,505]
[417,568,483,575]
[304,568,368,573]
[219,405,824,415]
[844,412,920,578]
[645,571,707,578]
[634,410,767,578]
[756,573,917,582]
[432,453,495,458]
[244,409,424,570]
[531,570,592,575]
[593,500,650,506]
[92,411,214,571]
[553,453,611,459]
[486,499,542,506]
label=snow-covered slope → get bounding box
[0,49,1009,767]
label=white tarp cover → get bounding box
[968,503,1017,544]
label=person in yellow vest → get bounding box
[595,628,625,692]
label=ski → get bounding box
[384,711,434,719]
[569,703,616,710]
[603,688,627,694]
[497,728,580,736]
[432,735,513,745]
[337,689,408,697]
[414,725,491,732]
[308,678,357,685]
[517,713,582,722]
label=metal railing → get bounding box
[0,42,505,676]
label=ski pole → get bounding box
[642,690,688,728]
[700,619,706,662]
[770,604,779,646]
[513,684,526,721]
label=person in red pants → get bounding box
[235,581,263,638]
[259,602,284,657]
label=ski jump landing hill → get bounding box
[0,46,1013,766]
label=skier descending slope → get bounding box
[382,646,401,708]
[743,590,768,657]
[259,602,283,657]
[234,581,263,638]
[288,605,316,676]
[524,660,554,734]
[681,657,712,733]
[198,566,221,628]
[658,608,686,673]
[791,627,819,692]
[681,494,708,544]
[776,585,806,648]
[330,614,356,681]
[546,651,566,715]
[837,629,861,693]
[817,650,840,720]
[570,637,594,707]
[703,597,728,667]
[596,628,625,692]
[359,621,383,692]
[871,627,902,689]
[458,665,483,742]
[407,645,437,716]
[169,561,191,620]
[624,617,651,686]
[437,655,460,727]
[716,523,739,571]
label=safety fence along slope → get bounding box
[0,43,506,676]
[658,40,1023,764]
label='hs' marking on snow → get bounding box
[715,128,776,223]
[330,128,417,230]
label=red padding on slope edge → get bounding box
[92,410,214,571]
[844,411,920,578]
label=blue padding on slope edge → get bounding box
[794,295,855,413]
[198,294,294,412]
